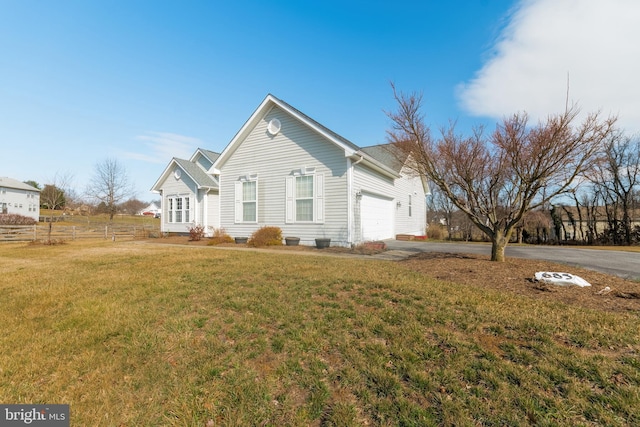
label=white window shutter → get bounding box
[314,174,324,223]
[285,176,294,223]
[234,181,243,223]
[254,180,259,222]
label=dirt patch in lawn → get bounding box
[149,236,639,313]
[400,252,640,313]
[148,235,387,255]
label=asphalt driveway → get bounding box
[384,240,640,281]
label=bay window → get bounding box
[167,196,191,223]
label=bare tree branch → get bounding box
[387,85,617,261]
[86,158,136,221]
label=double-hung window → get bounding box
[235,176,258,223]
[167,196,191,223]
[175,198,183,222]
[286,169,324,223]
[295,175,314,221]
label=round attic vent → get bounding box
[267,118,281,135]
[174,169,181,179]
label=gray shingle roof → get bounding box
[0,177,41,191]
[174,158,219,188]
[360,144,408,173]
[199,149,220,163]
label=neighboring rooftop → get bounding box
[0,177,41,192]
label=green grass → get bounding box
[1,240,639,426]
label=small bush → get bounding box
[0,214,37,225]
[248,226,283,247]
[188,223,205,241]
[427,224,446,240]
[207,228,234,246]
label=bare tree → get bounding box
[588,132,640,245]
[41,172,74,242]
[86,158,136,221]
[521,209,551,244]
[428,186,457,240]
[386,86,616,261]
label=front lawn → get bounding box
[1,241,638,425]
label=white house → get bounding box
[151,94,428,246]
[138,201,161,216]
[0,177,41,221]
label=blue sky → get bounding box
[2,0,638,201]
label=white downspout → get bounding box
[194,183,198,226]
[348,154,365,246]
[203,189,208,236]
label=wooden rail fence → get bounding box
[0,224,160,242]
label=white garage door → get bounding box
[361,193,394,241]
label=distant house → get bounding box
[138,202,161,216]
[0,177,41,221]
[151,94,428,246]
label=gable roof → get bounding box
[150,157,219,192]
[211,94,373,173]
[190,148,220,164]
[174,158,219,188]
[361,144,429,193]
[0,177,41,192]
[360,143,408,173]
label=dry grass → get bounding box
[0,240,639,426]
[401,252,640,313]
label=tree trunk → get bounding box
[490,231,508,262]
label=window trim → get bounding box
[285,169,324,224]
[295,175,314,222]
[167,195,191,224]
[235,176,258,223]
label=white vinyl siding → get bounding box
[206,190,220,231]
[154,161,221,235]
[314,174,325,223]
[0,185,40,221]
[353,162,426,242]
[395,165,426,236]
[219,106,347,244]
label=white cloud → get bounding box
[458,0,640,132]
[123,132,202,164]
